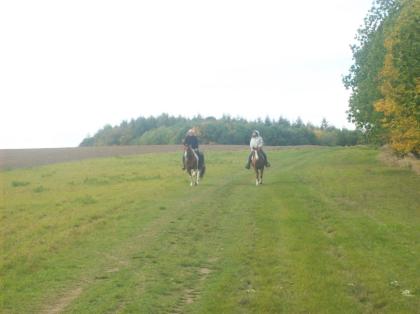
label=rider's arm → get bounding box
[257,137,264,148]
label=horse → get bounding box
[251,148,265,185]
[184,145,205,186]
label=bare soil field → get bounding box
[0,145,296,169]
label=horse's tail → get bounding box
[200,165,205,178]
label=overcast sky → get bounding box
[0,0,372,149]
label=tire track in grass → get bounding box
[44,287,83,314]
[41,198,206,313]
[41,162,248,313]
[94,168,251,313]
[164,171,253,313]
[174,155,292,313]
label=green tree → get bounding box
[374,0,420,154]
[343,0,400,141]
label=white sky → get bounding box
[0,0,372,149]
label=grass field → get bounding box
[1,146,419,313]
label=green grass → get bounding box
[0,147,419,313]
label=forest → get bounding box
[80,114,363,147]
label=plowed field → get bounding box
[0,145,292,169]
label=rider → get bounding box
[245,130,270,169]
[182,128,204,170]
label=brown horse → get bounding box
[251,148,265,185]
[184,146,205,186]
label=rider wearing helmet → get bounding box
[182,128,204,170]
[245,130,270,169]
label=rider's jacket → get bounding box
[250,136,263,150]
[183,135,199,149]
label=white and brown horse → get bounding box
[251,148,265,185]
[184,146,205,186]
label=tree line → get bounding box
[343,0,419,155]
[80,114,364,147]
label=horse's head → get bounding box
[251,148,261,159]
[184,145,193,157]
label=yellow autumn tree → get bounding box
[374,0,420,155]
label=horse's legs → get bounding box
[187,169,193,186]
[254,168,264,185]
[255,168,259,186]
[190,169,199,186]
[193,169,198,185]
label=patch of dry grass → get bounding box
[378,145,420,175]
